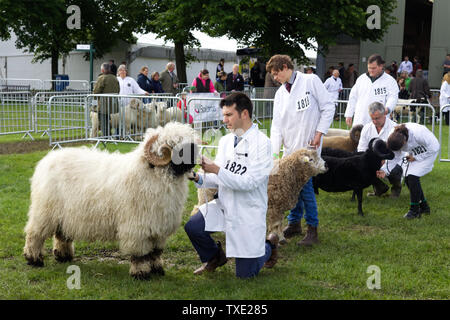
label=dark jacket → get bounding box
[137,73,153,93]
[226,72,244,91]
[409,77,431,100]
[250,62,266,87]
[93,73,120,113]
[151,79,164,93]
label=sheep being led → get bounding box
[24,122,198,280]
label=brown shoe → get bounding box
[264,233,279,268]
[282,222,302,239]
[297,225,319,246]
[193,241,227,275]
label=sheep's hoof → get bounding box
[53,250,73,263]
[25,254,44,267]
[150,266,165,276]
[131,271,152,281]
[279,238,287,246]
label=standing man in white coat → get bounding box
[345,54,399,127]
[185,92,277,278]
[323,69,343,103]
[267,54,335,246]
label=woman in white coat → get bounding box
[185,93,277,278]
[387,123,440,219]
[117,64,148,105]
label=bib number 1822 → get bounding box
[225,160,247,175]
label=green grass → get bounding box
[0,128,449,300]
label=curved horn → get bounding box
[144,134,172,166]
[372,138,395,160]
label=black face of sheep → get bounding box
[170,143,199,176]
[313,138,394,216]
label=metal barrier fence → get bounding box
[393,100,436,133]
[439,104,450,162]
[43,79,90,92]
[33,91,90,136]
[0,78,44,92]
[0,91,34,139]
[48,94,185,148]
[251,87,279,99]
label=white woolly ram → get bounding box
[24,122,198,280]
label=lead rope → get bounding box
[402,156,410,186]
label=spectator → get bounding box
[439,72,450,125]
[226,64,245,92]
[412,56,422,77]
[442,54,450,77]
[214,71,227,93]
[216,58,225,81]
[267,54,335,247]
[323,66,334,81]
[400,71,411,91]
[323,69,343,103]
[109,60,118,77]
[136,66,154,94]
[93,62,120,137]
[305,67,315,74]
[409,70,431,103]
[338,62,345,81]
[117,64,148,96]
[345,54,399,127]
[250,58,266,87]
[191,69,216,93]
[398,78,409,99]
[343,63,358,88]
[160,62,179,95]
[397,56,413,77]
[176,88,194,124]
[263,68,281,99]
[151,72,164,93]
[390,61,398,80]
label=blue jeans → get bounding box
[287,178,319,227]
[184,211,272,279]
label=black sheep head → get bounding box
[369,138,395,160]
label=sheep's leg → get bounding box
[149,248,165,276]
[267,209,286,245]
[355,189,364,216]
[130,253,153,280]
[350,191,356,202]
[53,228,74,263]
[23,232,46,267]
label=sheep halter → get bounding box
[144,135,172,166]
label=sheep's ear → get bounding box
[144,134,172,166]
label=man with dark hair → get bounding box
[338,62,345,81]
[442,54,450,77]
[268,54,335,246]
[109,60,117,76]
[398,56,413,76]
[185,92,277,279]
[345,54,399,127]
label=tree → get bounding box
[145,0,204,83]
[0,0,148,79]
[202,0,398,63]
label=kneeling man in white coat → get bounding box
[185,92,277,278]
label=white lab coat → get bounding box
[344,72,399,127]
[323,76,343,102]
[271,71,335,157]
[196,124,273,258]
[117,76,147,106]
[439,81,450,111]
[388,123,439,177]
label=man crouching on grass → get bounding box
[184,92,278,279]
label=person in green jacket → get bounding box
[214,71,227,94]
[93,62,120,137]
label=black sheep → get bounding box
[313,138,394,215]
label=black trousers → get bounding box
[405,175,425,204]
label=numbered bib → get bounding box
[296,94,310,112]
